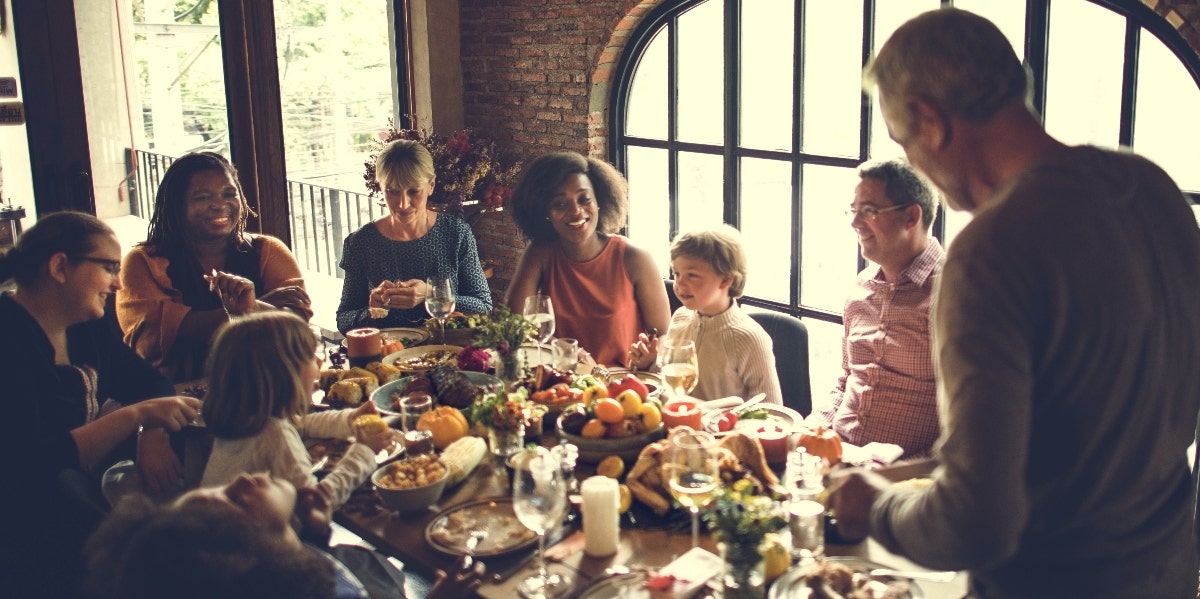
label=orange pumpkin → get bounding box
[416,407,470,450]
[797,426,843,465]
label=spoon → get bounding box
[869,568,957,583]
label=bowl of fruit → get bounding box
[554,373,665,464]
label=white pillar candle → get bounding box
[580,475,620,557]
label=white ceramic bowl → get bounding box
[371,459,450,513]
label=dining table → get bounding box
[332,423,969,599]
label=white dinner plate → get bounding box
[768,557,924,598]
[340,327,430,349]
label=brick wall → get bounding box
[457,0,1200,302]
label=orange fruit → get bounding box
[596,455,625,478]
[594,398,626,424]
[580,418,607,439]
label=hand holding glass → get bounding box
[512,447,571,598]
[425,276,455,344]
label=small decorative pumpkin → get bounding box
[416,406,470,450]
[797,426,843,465]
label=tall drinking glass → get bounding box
[663,427,718,548]
[659,339,699,400]
[425,276,455,344]
[512,447,571,598]
[398,393,434,456]
[523,294,555,361]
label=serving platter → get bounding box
[339,327,430,350]
[425,497,538,557]
[383,344,463,373]
[701,402,802,436]
[370,371,505,414]
[768,556,923,598]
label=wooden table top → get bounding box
[333,431,969,599]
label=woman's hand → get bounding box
[295,484,334,539]
[627,332,659,370]
[204,269,258,315]
[136,428,183,495]
[134,396,202,432]
[428,555,486,599]
[260,285,312,317]
[378,279,429,310]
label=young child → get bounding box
[84,473,485,599]
[200,312,392,507]
[628,225,782,404]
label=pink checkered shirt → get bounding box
[816,240,944,458]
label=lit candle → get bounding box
[344,327,382,364]
[580,475,620,557]
[662,400,702,430]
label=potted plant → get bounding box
[702,479,787,599]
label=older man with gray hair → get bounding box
[829,8,1200,598]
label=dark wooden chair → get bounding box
[749,311,813,417]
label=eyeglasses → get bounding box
[845,203,911,220]
[73,256,121,277]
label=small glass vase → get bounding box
[718,540,765,599]
[487,424,526,460]
[496,353,521,382]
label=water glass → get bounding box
[398,393,434,455]
[551,337,580,372]
[789,499,825,562]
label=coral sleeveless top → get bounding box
[544,235,642,367]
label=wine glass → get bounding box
[425,276,456,344]
[663,427,718,548]
[659,339,699,400]
[512,447,571,598]
[523,294,555,362]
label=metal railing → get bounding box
[128,149,376,278]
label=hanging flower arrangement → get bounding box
[363,120,522,220]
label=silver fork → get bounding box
[461,526,488,571]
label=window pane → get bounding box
[800,164,860,312]
[802,0,863,157]
[869,0,941,157]
[677,0,723,145]
[627,146,671,275]
[274,0,391,187]
[627,29,669,140]
[677,151,724,233]
[133,1,230,156]
[1134,32,1200,192]
[740,158,794,303]
[740,0,793,152]
[1044,0,1123,147]
[953,0,1026,59]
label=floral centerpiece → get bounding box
[363,120,522,222]
[471,304,537,380]
[470,387,546,458]
[702,479,787,599]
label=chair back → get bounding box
[749,311,812,417]
[664,279,683,313]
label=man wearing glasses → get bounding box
[830,8,1200,598]
[809,159,943,459]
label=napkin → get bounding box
[840,442,905,466]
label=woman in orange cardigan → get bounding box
[117,152,313,382]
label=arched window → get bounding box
[610,0,1200,383]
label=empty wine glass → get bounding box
[425,276,456,344]
[659,339,698,400]
[663,427,718,548]
[512,447,571,598]
[523,294,555,362]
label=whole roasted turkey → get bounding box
[626,431,779,515]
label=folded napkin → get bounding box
[840,442,905,467]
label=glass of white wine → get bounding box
[512,447,571,598]
[659,339,699,400]
[523,294,555,361]
[425,276,456,344]
[663,427,718,548]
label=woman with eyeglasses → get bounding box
[0,211,202,597]
[505,151,670,367]
[117,152,313,383]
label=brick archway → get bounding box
[587,0,668,159]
